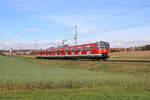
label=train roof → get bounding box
[38,41,109,51]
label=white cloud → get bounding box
[0,39,63,50]
[1,41,10,45]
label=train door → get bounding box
[56,50,58,56]
[72,48,74,56]
[87,47,90,56]
[68,48,72,56]
[79,48,81,56]
[65,48,67,56]
[90,47,93,55]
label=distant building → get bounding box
[0,50,36,56]
[110,48,127,52]
[127,47,135,51]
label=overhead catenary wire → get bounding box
[77,19,150,39]
[21,3,150,49]
[61,4,150,40]
[96,19,150,33]
[63,3,150,41]
[95,3,150,21]
[34,3,150,49]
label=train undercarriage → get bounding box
[37,54,110,61]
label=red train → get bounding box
[36,41,110,60]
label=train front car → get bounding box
[96,41,110,60]
[36,41,111,61]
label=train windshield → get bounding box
[98,42,110,49]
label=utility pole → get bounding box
[74,25,77,45]
[35,40,37,50]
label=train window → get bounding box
[65,49,68,52]
[100,46,105,49]
[99,41,110,49]
[75,48,78,52]
[79,48,81,52]
[98,42,101,49]
[90,47,93,51]
[105,44,110,49]
[82,47,86,51]
[68,49,70,53]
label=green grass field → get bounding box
[0,51,150,100]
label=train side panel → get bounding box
[36,42,110,60]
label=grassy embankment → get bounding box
[0,51,150,99]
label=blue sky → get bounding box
[0,0,150,49]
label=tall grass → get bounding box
[0,55,150,91]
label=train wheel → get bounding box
[72,58,78,61]
[96,58,100,61]
[103,58,106,61]
[102,56,106,61]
